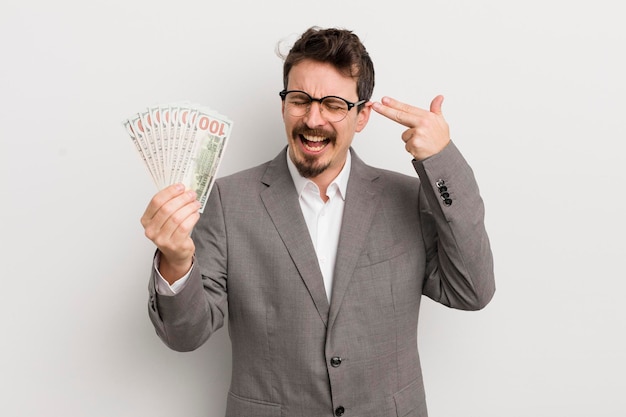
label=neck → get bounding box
[309,166,342,201]
[286,147,351,203]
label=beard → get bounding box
[293,153,331,178]
[289,125,336,178]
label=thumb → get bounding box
[430,95,445,115]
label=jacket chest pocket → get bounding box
[356,240,408,268]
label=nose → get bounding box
[303,101,327,127]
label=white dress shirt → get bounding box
[155,148,351,301]
[286,149,350,301]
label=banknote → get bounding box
[123,102,233,213]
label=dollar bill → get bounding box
[122,102,233,213]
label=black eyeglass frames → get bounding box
[279,90,366,122]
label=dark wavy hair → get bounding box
[280,27,375,108]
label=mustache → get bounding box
[293,125,336,141]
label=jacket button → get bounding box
[330,357,342,367]
[335,406,345,416]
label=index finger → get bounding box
[371,96,430,127]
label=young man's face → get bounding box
[282,60,371,183]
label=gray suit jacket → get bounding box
[148,142,495,417]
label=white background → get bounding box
[1,1,624,416]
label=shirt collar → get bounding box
[286,147,351,201]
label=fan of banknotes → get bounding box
[123,102,233,213]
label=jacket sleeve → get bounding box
[147,182,229,351]
[412,141,495,310]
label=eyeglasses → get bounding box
[279,90,366,123]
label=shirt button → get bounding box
[330,356,342,367]
[335,406,345,416]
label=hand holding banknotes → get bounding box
[124,102,233,283]
[141,183,199,283]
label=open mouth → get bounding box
[300,134,330,152]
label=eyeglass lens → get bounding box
[284,92,350,122]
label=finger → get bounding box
[371,100,412,127]
[372,97,428,127]
[153,199,201,248]
[154,206,199,272]
[142,183,186,221]
[430,95,445,115]
[170,205,201,241]
[146,189,197,233]
[383,96,437,116]
[401,129,416,143]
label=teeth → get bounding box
[303,135,327,142]
[301,134,328,152]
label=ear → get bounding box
[355,104,372,133]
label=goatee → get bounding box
[290,125,336,178]
[293,155,331,178]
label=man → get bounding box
[141,27,495,417]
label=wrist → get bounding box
[157,252,193,285]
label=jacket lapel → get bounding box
[260,148,330,326]
[328,149,383,329]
